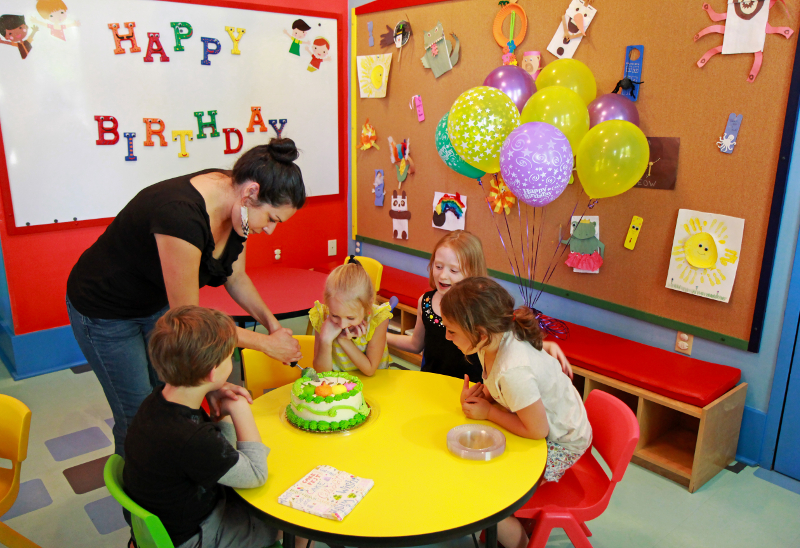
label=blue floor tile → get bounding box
[1,479,52,521]
[84,496,128,535]
[105,418,114,429]
[45,427,111,462]
[753,467,800,496]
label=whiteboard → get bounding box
[0,0,339,228]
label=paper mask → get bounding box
[358,54,392,98]
[547,0,597,59]
[389,190,410,240]
[432,192,467,231]
[360,119,380,151]
[562,216,603,273]
[421,22,460,78]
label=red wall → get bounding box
[0,0,349,335]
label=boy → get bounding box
[0,14,38,59]
[283,18,310,56]
[305,37,330,72]
[124,306,275,548]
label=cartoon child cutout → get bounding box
[283,19,310,56]
[306,37,330,72]
[0,15,38,59]
[31,0,80,41]
[522,51,542,81]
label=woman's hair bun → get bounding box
[267,138,299,164]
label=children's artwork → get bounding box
[278,465,374,522]
[493,2,527,66]
[388,136,414,186]
[694,1,794,82]
[718,113,743,154]
[617,45,644,101]
[379,20,411,62]
[30,1,80,42]
[666,209,744,303]
[487,176,516,215]
[357,54,392,98]
[283,18,310,56]
[421,22,460,78]
[521,51,542,81]
[373,169,385,206]
[410,95,424,121]
[367,21,374,47]
[547,0,597,59]
[624,216,643,250]
[0,14,38,59]
[562,216,604,273]
[389,190,410,240]
[432,192,467,231]
[306,37,330,72]
[635,137,680,190]
[360,119,380,150]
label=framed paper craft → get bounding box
[635,138,680,190]
[357,54,392,98]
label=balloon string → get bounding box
[499,174,528,296]
[516,199,531,305]
[588,198,600,209]
[479,178,520,283]
[533,308,570,340]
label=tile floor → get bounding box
[2,317,800,548]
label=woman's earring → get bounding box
[240,205,250,238]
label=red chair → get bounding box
[514,390,640,548]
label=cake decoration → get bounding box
[287,372,370,432]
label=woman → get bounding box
[67,138,305,456]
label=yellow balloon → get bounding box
[536,59,597,106]
[520,87,589,151]
[447,86,521,173]
[576,120,649,199]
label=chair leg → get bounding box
[0,522,43,548]
[561,517,594,548]
[528,512,593,548]
[527,517,554,548]
[580,521,592,537]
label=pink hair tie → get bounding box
[512,311,517,322]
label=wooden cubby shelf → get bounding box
[377,296,422,367]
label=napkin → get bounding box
[278,465,374,521]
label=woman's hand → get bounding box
[460,375,485,406]
[462,396,492,420]
[206,382,253,418]
[263,328,302,364]
[320,317,343,344]
[543,340,572,379]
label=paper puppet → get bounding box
[306,37,330,72]
[694,0,794,82]
[563,217,604,273]
[521,51,542,81]
[373,170,385,207]
[0,15,38,59]
[30,1,80,41]
[487,176,516,215]
[624,216,643,250]
[421,22,460,78]
[357,54,392,98]
[360,119,380,150]
[389,190,411,240]
[547,0,597,59]
[432,192,467,231]
[283,19,310,56]
[494,1,527,66]
[388,136,414,187]
[666,209,744,303]
[380,20,411,62]
[718,113,743,154]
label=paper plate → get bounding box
[447,424,506,461]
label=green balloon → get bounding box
[435,113,485,179]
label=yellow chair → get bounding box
[344,255,383,294]
[241,335,316,398]
[0,395,41,548]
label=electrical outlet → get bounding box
[274,248,281,262]
[328,239,337,256]
[675,331,693,356]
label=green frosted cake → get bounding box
[286,371,370,432]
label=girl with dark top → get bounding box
[387,231,572,382]
[66,139,306,456]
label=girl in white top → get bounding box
[441,277,592,548]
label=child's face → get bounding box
[327,298,366,332]
[49,10,67,23]
[5,25,28,42]
[213,353,234,388]
[442,316,479,355]
[312,44,329,59]
[432,246,465,294]
[292,28,307,40]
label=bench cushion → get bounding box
[557,322,741,408]
[377,266,431,309]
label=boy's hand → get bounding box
[207,383,253,418]
[320,317,343,343]
[460,375,485,405]
[219,395,251,419]
[462,397,491,420]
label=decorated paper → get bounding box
[410,95,425,121]
[269,119,287,139]
[718,113,742,154]
[108,22,140,54]
[143,32,169,62]
[0,15,37,59]
[521,51,542,81]
[547,0,597,59]
[360,119,380,150]
[223,128,243,154]
[389,190,410,240]
[624,216,643,250]
[172,129,193,158]
[666,209,744,303]
[487,176,516,215]
[635,137,680,190]
[432,192,467,231]
[247,106,268,133]
[30,3,80,42]
[563,216,603,273]
[201,37,221,65]
[357,54,392,98]
[306,37,330,72]
[193,110,219,138]
[620,45,644,101]
[367,21,374,47]
[421,22,460,78]
[373,170,385,206]
[284,19,310,56]
[388,136,413,186]
[225,26,245,54]
[170,22,193,51]
[278,465,374,522]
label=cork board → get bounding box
[353,0,800,351]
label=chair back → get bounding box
[344,255,383,294]
[104,455,175,548]
[0,394,31,463]
[241,335,315,398]
[584,390,640,483]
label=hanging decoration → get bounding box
[360,119,380,150]
[389,190,411,240]
[487,176,516,215]
[563,217,604,273]
[432,192,467,231]
[547,0,597,59]
[493,1,528,66]
[421,21,460,78]
[388,136,414,186]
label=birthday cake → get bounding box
[286,371,370,432]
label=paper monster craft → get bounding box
[694,0,794,82]
[388,136,414,186]
[421,22,460,78]
[562,218,604,272]
[389,190,411,240]
[360,119,380,150]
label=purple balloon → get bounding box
[483,65,536,113]
[500,123,573,207]
[587,93,640,128]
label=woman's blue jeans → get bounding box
[66,296,168,457]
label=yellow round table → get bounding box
[236,370,547,547]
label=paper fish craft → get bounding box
[388,136,414,187]
[421,21,460,78]
[432,192,467,231]
[360,119,380,151]
[562,219,604,272]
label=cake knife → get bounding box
[290,362,320,382]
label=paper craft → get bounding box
[373,170,385,206]
[124,132,136,161]
[389,190,410,239]
[421,22,460,78]
[388,136,414,186]
[108,22,141,55]
[379,21,411,62]
[367,21,374,47]
[360,119,380,150]
[306,37,330,72]
[618,45,644,101]
[521,51,542,81]
[624,216,643,250]
[547,0,597,59]
[284,19,310,56]
[562,216,603,273]
[278,465,374,522]
[432,192,467,231]
[30,2,80,42]
[170,22,193,51]
[269,119,287,139]
[635,137,680,190]
[694,0,794,82]
[487,176,516,215]
[357,54,392,98]
[666,209,744,303]
[718,114,743,154]
[144,32,169,62]
[410,95,425,121]
[493,3,528,66]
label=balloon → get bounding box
[520,86,589,151]
[435,113,486,179]
[535,58,597,106]
[500,122,573,207]
[448,86,521,173]
[576,120,649,199]
[587,93,640,128]
[483,65,537,113]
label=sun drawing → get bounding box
[358,55,391,98]
[672,216,739,287]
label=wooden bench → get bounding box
[376,266,428,366]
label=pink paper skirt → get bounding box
[565,251,603,270]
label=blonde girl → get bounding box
[311,262,392,375]
[33,1,79,41]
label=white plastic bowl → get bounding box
[447,424,506,461]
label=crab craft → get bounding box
[694,0,794,82]
[562,219,605,271]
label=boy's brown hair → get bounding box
[428,230,488,289]
[148,306,237,387]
